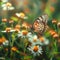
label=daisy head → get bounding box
[2,18,7,23]
[15,24,20,30]
[17,30,29,38]
[28,35,40,45]
[6,2,12,7]
[2,2,14,10]
[28,45,42,56]
[39,36,49,45]
[22,30,28,35]
[15,12,26,19]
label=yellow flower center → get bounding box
[20,12,25,18]
[15,24,20,30]
[52,19,57,24]
[2,18,7,22]
[33,46,39,52]
[53,33,59,38]
[33,37,37,42]
[33,39,37,42]
[22,30,28,35]
[39,37,44,42]
[6,2,12,7]
[6,27,11,32]
[11,47,17,52]
[0,37,6,44]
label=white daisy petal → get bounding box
[2,4,6,7]
[44,39,49,45]
[24,16,28,19]
[15,13,20,17]
[2,0,8,2]
[3,40,9,46]
[1,31,6,32]
[8,7,14,10]
[1,30,15,33]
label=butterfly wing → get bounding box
[33,19,45,34]
[33,14,48,35]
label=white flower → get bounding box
[39,37,49,45]
[18,32,23,37]
[3,40,9,46]
[15,13,20,17]
[1,3,14,10]
[28,35,41,45]
[2,0,8,2]
[18,31,32,38]
[27,32,33,38]
[7,7,14,10]
[44,39,49,45]
[15,13,27,19]
[28,45,42,56]
[1,30,15,33]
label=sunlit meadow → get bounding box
[0,0,60,60]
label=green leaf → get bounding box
[24,56,32,60]
[10,16,18,21]
[0,2,3,5]
[44,31,50,37]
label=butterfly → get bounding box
[32,14,48,35]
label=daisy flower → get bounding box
[18,30,32,38]
[39,36,49,45]
[15,12,28,19]
[2,18,7,22]
[1,2,14,10]
[28,45,42,56]
[28,35,41,45]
